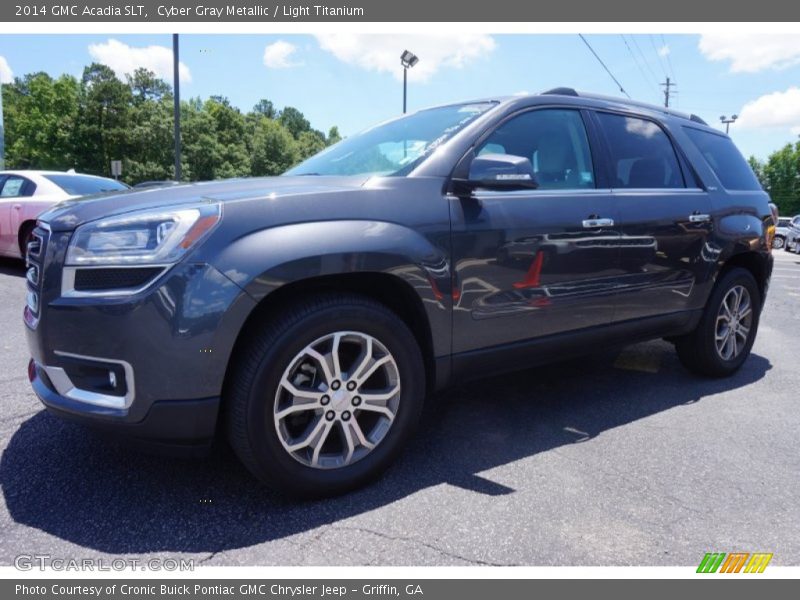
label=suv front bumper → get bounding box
[25,228,256,451]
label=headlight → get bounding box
[66,203,221,266]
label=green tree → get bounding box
[278,106,311,138]
[327,126,342,145]
[250,118,298,176]
[2,72,80,169]
[253,99,277,119]
[758,143,800,216]
[75,63,133,176]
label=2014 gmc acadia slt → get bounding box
[25,89,775,496]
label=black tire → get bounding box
[772,236,785,250]
[224,293,425,498]
[18,222,36,259]
[675,267,761,377]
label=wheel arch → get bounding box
[718,250,771,301]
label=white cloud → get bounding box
[315,34,496,82]
[657,44,670,57]
[263,40,302,69]
[0,55,12,84]
[88,38,191,83]
[699,34,800,73]
[737,87,800,135]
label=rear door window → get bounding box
[682,127,762,191]
[596,113,685,189]
[0,176,33,197]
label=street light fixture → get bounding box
[720,114,738,134]
[400,50,419,114]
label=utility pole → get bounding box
[172,33,182,182]
[660,77,676,108]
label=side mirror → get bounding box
[465,153,538,190]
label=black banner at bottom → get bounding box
[4,579,796,600]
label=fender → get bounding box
[208,219,453,358]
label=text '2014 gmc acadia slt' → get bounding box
[25,89,775,497]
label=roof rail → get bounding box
[541,87,579,97]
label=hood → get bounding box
[38,175,370,232]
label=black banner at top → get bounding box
[2,0,800,22]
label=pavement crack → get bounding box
[329,525,515,566]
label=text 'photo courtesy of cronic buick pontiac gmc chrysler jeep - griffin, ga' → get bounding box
[24,88,775,497]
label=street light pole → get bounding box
[400,50,418,114]
[403,66,407,114]
[720,114,738,134]
[173,33,182,181]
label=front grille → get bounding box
[73,267,164,291]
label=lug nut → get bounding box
[331,380,341,390]
[352,396,362,406]
[342,411,351,421]
[326,410,336,421]
[321,395,330,406]
[346,381,357,391]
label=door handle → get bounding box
[12,204,22,210]
[688,213,711,223]
[582,217,614,228]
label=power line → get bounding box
[631,36,661,85]
[649,34,670,79]
[620,34,660,102]
[660,34,677,81]
[578,34,631,99]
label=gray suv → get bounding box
[25,89,774,496]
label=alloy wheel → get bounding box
[273,331,401,469]
[714,285,753,361]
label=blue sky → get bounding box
[2,33,799,159]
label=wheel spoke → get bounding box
[340,422,356,464]
[350,336,374,380]
[347,419,375,450]
[304,347,334,386]
[286,417,327,453]
[331,332,344,379]
[310,420,335,467]
[279,376,325,402]
[275,398,321,420]
[356,355,391,385]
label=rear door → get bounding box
[592,111,712,321]
[450,107,622,354]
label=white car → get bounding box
[0,170,128,258]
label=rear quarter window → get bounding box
[682,127,762,191]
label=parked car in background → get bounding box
[0,170,129,259]
[773,216,800,250]
[783,217,800,253]
[26,89,774,497]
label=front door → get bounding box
[450,108,622,354]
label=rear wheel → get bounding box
[225,293,425,497]
[675,268,761,377]
[772,236,785,249]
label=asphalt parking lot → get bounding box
[0,250,798,567]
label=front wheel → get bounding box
[225,293,425,497]
[772,236,785,250]
[675,268,761,377]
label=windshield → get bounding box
[285,102,497,177]
[45,174,129,196]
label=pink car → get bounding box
[0,170,128,258]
